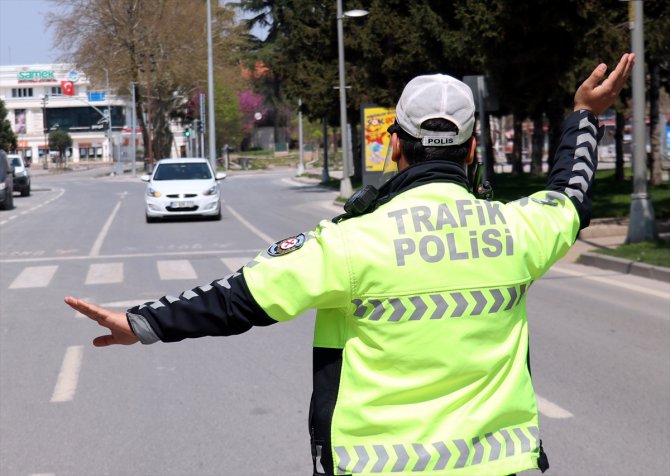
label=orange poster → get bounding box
[363,107,395,172]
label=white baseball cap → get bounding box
[389,74,476,146]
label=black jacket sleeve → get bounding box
[126,269,277,343]
[546,110,603,230]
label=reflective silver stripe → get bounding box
[352,446,369,473]
[485,432,501,461]
[388,298,405,321]
[453,439,470,468]
[513,428,531,453]
[351,283,531,322]
[565,187,584,203]
[181,289,198,300]
[433,441,451,470]
[369,299,385,321]
[412,443,430,471]
[472,436,484,465]
[500,429,515,457]
[392,444,409,472]
[430,294,448,319]
[576,132,597,151]
[572,161,594,181]
[450,292,468,317]
[127,312,160,344]
[371,445,389,473]
[333,426,539,473]
[409,296,427,320]
[335,446,350,474]
[579,116,597,135]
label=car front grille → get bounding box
[166,205,199,212]
[166,193,197,198]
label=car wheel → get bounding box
[2,190,14,210]
[21,186,30,197]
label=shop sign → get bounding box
[17,70,57,83]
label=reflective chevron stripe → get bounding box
[334,425,539,474]
[350,283,531,322]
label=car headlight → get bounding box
[21,170,28,177]
[0,182,5,190]
[147,187,162,197]
[202,185,219,196]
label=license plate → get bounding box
[169,201,194,208]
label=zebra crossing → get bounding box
[6,256,253,290]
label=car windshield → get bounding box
[153,163,212,181]
[10,158,22,167]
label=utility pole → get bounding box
[206,0,217,170]
[104,68,114,169]
[626,0,657,243]
[42,95,49,170]
[144,52,154,171]
[297,98,305,175]
[131,82,137,176]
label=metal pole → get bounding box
[625,0,657,243]
[321,117,330,184]
[42,95,48,170]
[105,69,113,166]
[145,52,154,171]
[298,98,305,175]
[476,76,488,182]
[200,93,206,159]
[131,82,137,176]
[337,0,352,198]
[206,0,217,170]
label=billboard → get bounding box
[362,106,395,172]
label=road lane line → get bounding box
[9,265,58,289]
[536,394,574,419]
[89,200,122,257]
[221,257,251,273]
[51,345,83,403]
[157,259,197,280]
[551,265,670,299]
[85,262,124,285]
[225,205,274,244]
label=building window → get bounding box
[11,88,34,98]
[51,86,62,96]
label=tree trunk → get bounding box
[512,116,524,174]
[649,62,664,186]
[530,113,543,176]
[615,111,625,181]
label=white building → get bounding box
[1,63,188,167]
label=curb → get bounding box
[578,252,670,283]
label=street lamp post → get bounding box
[104,68,114,168]
[41,94,49,170]
[297,98,305,175]
[206,0,217,171]
[336,1,368,198]
[625,0,657,243]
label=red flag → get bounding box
[61,80,75,96]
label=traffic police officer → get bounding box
[65,53,634,475]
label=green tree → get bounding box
[0,99,17,152]
[48,130,73,166]
[48,0,246,163]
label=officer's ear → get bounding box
[391,133,411,171]
[465,137,477,165]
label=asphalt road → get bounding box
[0,167,668,476]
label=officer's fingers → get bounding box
[581,63,608,91]
[601,53,634,94]
[92,335,116,347]
[64,296,111,324]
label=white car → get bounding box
[141,158,226,223]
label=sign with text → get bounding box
[362,106,396,172]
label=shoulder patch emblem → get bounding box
[268,233,306,257]
[531,197,559,206]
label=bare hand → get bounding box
[573,53,635,116]
[64,296,139,347]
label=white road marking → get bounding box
[536,394,574,419]
[51,345,83,403]
[225,205,274,244]
[0,188,65,227]
[0,248,261,264]
[29,473,55,476]
[221,257,251,273]
[9,265,58,289]
[85,262,123,285]
[157,259,197,280]
[89,200,122,257]
[551,264,670,299]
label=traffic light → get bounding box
[197,122,203,134]
[184,128,191,138]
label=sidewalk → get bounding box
[563,218,670,282]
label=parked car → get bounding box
[141,158,226,223]
[9,154,30,196]
[0,150,15,210]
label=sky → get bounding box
[0,0,265,67]
[0,0,61,65]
